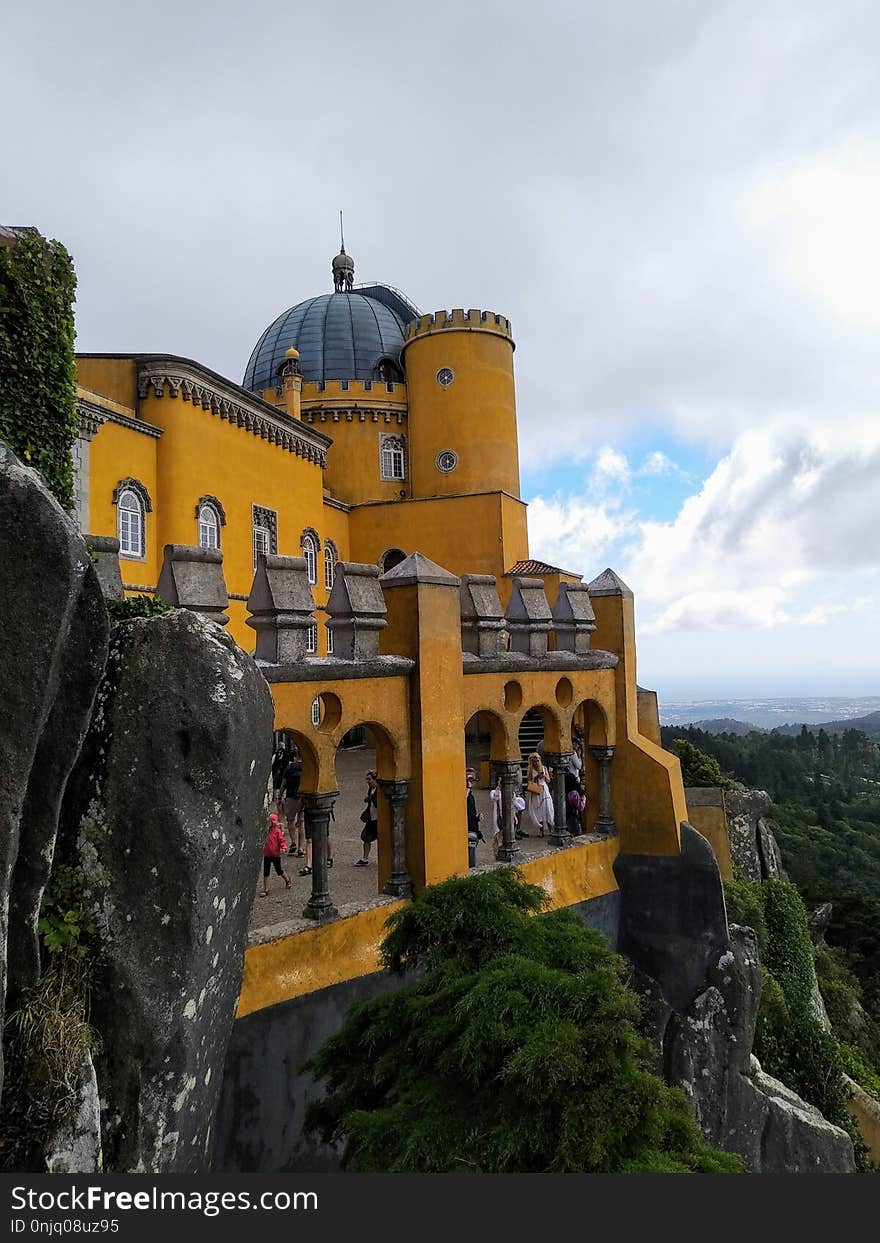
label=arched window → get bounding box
[310,696,322,726]
[324,542,337,591]
[326,621,334,655]
[380,547,407,574]
[306,622,318,654]
[198,503,220,549]
[380,434,406,481]
[118,488,144,558]
[302,532,318,586]
[195,495,226,550]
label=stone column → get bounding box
[302,792,339,922]
[590,746,617,836]
[379,778,412,897]
[543,751,573,848]
[490,759,522,862]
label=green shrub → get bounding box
[305,870,743,1173]
[0,230,77,508]
[723,877,769,956]
[669,739,734,788]
[37,863,97,958]
[107,594,170,621]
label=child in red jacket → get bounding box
[262,813,292,896]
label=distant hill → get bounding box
[692,718,763,736]
[774,710,880,737]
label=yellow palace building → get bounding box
[73,240,560,650]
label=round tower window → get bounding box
[436,367,455,387]
[436,450,458,473]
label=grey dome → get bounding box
[243,287,418,390]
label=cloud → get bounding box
[592,447,631,487]
[636,451,675,477]
[526,494,637,573]
[529,413,880,636]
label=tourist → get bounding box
[567,738,584,792]
[466,768,484,838]
[271,742,290,811]
[282,748,304,856]
[490,776,503,852]
[261,813,292,896]
[525,752,554,837]
[354,770,379,866]
[566,787,586,835]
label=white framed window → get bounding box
[326,622,334,655]
[302,533,318,585]
[198,503,220,550]
[310,696,322,726]
[118,489,144,558]
[253,524,270,568]
[306,622,318,654]
[324,543,337,591]
[252,504,278,569]
[380,434,406,481]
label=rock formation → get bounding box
[0,443,108,1097]
[64,610,274,1172]
[1,437,274,1172]
[644,926,855,1171]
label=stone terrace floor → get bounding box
[249,745,553,934]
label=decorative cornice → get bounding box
[300,408,407,425]
[77,397,163,440]
[113,477,153,512]
[135,357,330,468]
[195,494,227,525]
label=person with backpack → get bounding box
[262,812,292,896]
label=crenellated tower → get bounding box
[402,309,520,502]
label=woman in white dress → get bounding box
[525,752,554,837]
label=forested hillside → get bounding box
[662,724,880,1011]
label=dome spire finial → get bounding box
[332,212,354,292]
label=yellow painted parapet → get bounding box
[403,308,514,347]
[299,379,408,408]
[588,569,686,857]
[238,837,619,1016]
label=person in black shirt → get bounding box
[466,768,484,849]
[282,748,303,855]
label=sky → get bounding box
[3,0,879,698]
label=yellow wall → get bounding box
[686,803,734,880]
[88,419,160,588]
[137,391,329,651]
[349,491,524,581]
[403,315,520,501]
[271,380,409,508]
[237,836,620,1017]
[382,577,468,887]
[77,357,138,409]
[590,588,687,857]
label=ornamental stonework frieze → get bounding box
[300,408,407,426]
[137,359,329,468]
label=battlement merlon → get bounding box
[402,309,514,349]
[299,379,409,406]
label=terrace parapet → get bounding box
[246,554,314,662]
[552,581,596,655]
[84,534,124,601]
[156,544,229,625]
[460,573,506,658]
[505,576,554,657]
[325,562,387,661]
